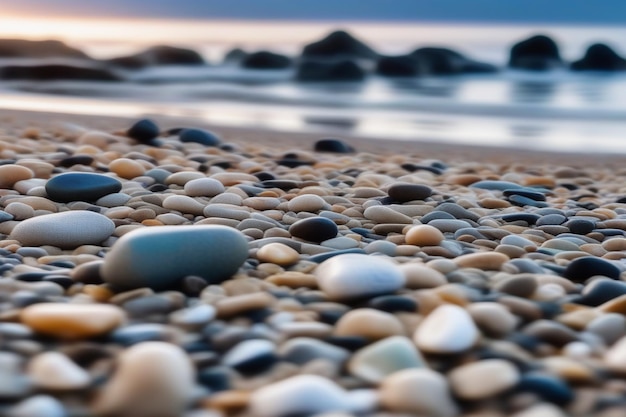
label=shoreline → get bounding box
[1,107,622,168]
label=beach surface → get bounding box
[0,108,625,416]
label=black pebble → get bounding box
[314,138,354,153]
[503,188,546,201]
[501,213,540,225]
[566,219,595,235]
[179,128,221,146]
[508,194,548,208]
[324,335,369,351]
[367,295,418,313]
[578,279,626,306]
[308,248,366,263]
[127,119,160,143]
[198,366,232,391]
[260,180,301,190]
[563,257,621,283]
[58,155,94,168]
[515,373,574,406]
[289,217,338,243]
[387,183,432,202]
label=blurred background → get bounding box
[2,0,626,152]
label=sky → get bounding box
[4,0,626,24]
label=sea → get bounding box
[2,17,626,154]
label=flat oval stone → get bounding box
[563,257,621,282]
[454,252,509,270]
[579,279,626,306]
[179,128,221,146]
[448,359,520,400]
[314,138,354,153]
[257,242,300,266]
[334,308,405,340]
[315,254,405,301]
[6,395,66,417]
[184,178,225,197]
[290,217,338,242]
[387,183,432,202]
[380,369,458,417]
[101,225,249,291]
[11,211,115,249]
[470,180,524,191]
[21,303,125,339]
[93,342,195,417]
[414,304,479,353]
[287,194,327,213]
[0,164,33,188]
[364,205,413,224]
[405,224,444,246]
[45,172,122,203]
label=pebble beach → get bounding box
[1,108,626,417]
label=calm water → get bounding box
[2,18,626,153]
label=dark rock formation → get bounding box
[376,55,422,77]
[0,64,120,81]
[108,45,205,69]
[508,35,562,70]
[301,30,378,60]
[411,47,497,75]
[296,60,365,82]
[0,39,89,59]
[223,48,248,64]
[571,43,626,71]
[241,51,291,69]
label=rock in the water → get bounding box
[508,34,562,70]
[93,342,195,417]
[289,217,338,242]
[315,253,405,301]
[314,138,355,153]
[411,47,497,75]
[448,359,520,400]
[45,172,122,203]
[28,352,90,391]
[414,304,479,353]
[248,374,349,417]
[301,30,378,60]
[349,336,426,383]
[241,51,291,69]
[380,369,458,417]
[0,39,88,59]
[21,303,125,339]
[571,43,626,71]
[376,55,421,77]
[563,256,621,282]
[178,129,221,146]
[101,225,249,291]
[127,119,160,143]
[11,211,115,249]
[108,45,204,69]
[1,64,120,81]
[296,60,366,82]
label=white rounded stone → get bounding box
[93,341,195,417]
[184,178,224,197]
[248,375,349,417]
[10,211,114,249]
[287,194,327,213]
[413,304,479,354]
[448,359,520,400]
[162,195,206,216]
[7,395,66,417]
[380,369,458,417]
[314,254,405,301]
[28,352,90,391]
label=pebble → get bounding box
[334,308,405,340]
[162,195,206,215]
[248,375,349,417]
[380,369,458,417]
[279,337,350,365]
[467,302,518,337]
[222,339,276,374]
[414,304,479,353]
[314,254,405,301]
[101,225,248,290]
[348,336,425,383]
[109,158,145,179]
[289,217,338,242]
[11,211,115,249]
[448,359,520,400]
[287,194,327,212]
[0,165,34,188]
[20,302,125,339]
[93,342,195,417]
[387,183,432,202]
[179,128,221,146]
[453,252,509,270]
[363,205,413,224]
[45,172,122,203]
[256,242,300,265]
[28,352,90,390]
[6,395,66,417]
[127,118,159,143]
[183,178,225,197]
[563,256,621,282]
[314,138,354,153]
[405,224,444,246]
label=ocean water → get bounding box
[2,18,626,153]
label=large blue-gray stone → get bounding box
[46,172,122,203]
[101,225,249,291]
